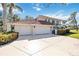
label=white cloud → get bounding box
[35,4,40,7]
[33,6,42,11]
[48,14,69,20]
[46,10,69,20]
[53,10,64,16]
[13,9,22,14]
[76,12,79,24]
[46,10,79,24]
[0,4,3,11]
[0,7,3,11]
[76,12,79,19]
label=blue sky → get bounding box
[16,3,79,18]
[16,3,79,15]
[0,3,79,24]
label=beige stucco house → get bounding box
[7,15,65,36]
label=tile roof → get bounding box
[37,15,65,21]
[13,20,52,25]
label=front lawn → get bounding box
[63,30,79,39]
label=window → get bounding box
[50,19,52,23]
[46,19,49,22]
[52,20,55,25]
[48,19,50,23]
[45,19,47,22]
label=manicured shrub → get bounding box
[57,29,66,35]
[0,35,10,43]
[0,21,3,26]
[65,29,70,33]
[0,32,18,45]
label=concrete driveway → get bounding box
[0,34,79,56]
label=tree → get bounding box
[0,3,23,32]
[12,14,20,21]
[25,16,34,20]
[1,3,7,32]
[7,3,23,22]
[67,12,78,31]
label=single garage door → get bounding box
[14,25,32,35]
[34,25,52,35]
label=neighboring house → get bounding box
[7,15,65,36]
[25,16,34,20]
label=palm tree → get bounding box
[0,3,23,32]
[65,12,78,31]
[70,12,78,31]
[7,3,23,22]
[1,3,7,32]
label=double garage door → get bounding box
[14,24,52,36]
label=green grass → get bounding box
[63,30,79,39]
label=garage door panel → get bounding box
[14,25,32,35]
[34,26,51,34]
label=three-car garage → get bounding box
[13,24,52,36]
